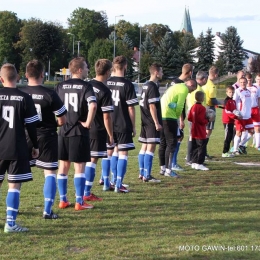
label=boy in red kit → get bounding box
[221,86,242,157]
[188,91,210,171]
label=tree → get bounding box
[249,55,260,73]
[153,32,178,78]
[218,26,248,73]
[67,8,110,58]
[0,11,22,69]
[141,34,155,54]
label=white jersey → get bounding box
[233,88,252,119]
[247,85,260,108]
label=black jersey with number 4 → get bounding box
[139,81,162,126]
[89,79,114,139]
[106,76,138,133]
[55,78,96,137]
[20,85,67,134]
[0,88,39,160]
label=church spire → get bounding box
[180,6,193,34]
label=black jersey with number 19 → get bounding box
[55,78,96,137]
[106,76,138,133]
[0,88,39,160]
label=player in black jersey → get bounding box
[105,56,139,192]
[83,59,114,200]
[55,57,97,211]
[0,63,39,233]
[21,60,67,219]
[138,63,163,182]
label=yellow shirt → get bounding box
[186,85,203,111]
[202,79,217,106]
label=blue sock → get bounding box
[116,155,127,189]
[74,173,85,204]
[138,150,145,177]
[6,189,20,227]
[172,141,181,166]
[102,157,111,188]
[111,152,118,184]
[43,174,57,215]
[144,152,154,178]
[57,174,68,202]
[84,162,96,197]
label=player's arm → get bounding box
[84,101,97,129]
[176,92,186,119]
[149,103,162,131]
[128,106,136,137]
[103,112,114,145]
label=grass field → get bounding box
[1,95,260,260]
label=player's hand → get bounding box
[107,136,114,146]
[179,121,185,129]
[132,128,136,137]
[32,148,39,158]
[237,115,243,120]
[155,123,162,131]
[79,121,90,129]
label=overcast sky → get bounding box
[1,0,260,53]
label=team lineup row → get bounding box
[0,57,258,233]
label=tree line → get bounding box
[0,8,255,81]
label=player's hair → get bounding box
[196,71,208,80]
[69,57,87,74]
[149,63,162,74]
[113,55,127,70]
[0,63,17,82]
[195,91,204,102]
[237,70,245,79]
[209,66,219,76]
[255,73,260,78]
[226,85,235,91]
[95,59,112,76]
[239,77,247,82]
[245,72,252,79]
[26,60,44,79]
[182,63,193,75]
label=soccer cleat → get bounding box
[233,151,240,156]
[222,152,235,158]
[75,202,94,210]
[164,171,180,178]
[239,145,247,154]
[185,161,192,166]
[83,193,102,201]
[205,154,212,160]
[229,147,234,153]
[159,170,165,175]
[114,185,129,193]
[196,164,209,171]
[122,183,129,188]
[4,223,29,233]
[43,211,58,219]
[143,175,161,183]
[138,175,143,181]
[99,179,104,185]
[191,163,198,169]
[59,201,71,209]
[171,164,184,171]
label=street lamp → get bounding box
[113,15,124,59]
[76,41,80,56]
[138,26,142,84]
[67,33,75,56]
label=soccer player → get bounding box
[159,79,197,177]
[55,57,97,210]
[105,55,139,192]
[186,70,208,165]
[138,63,163,182]
[246,72,260,150]
[202,66,220,159]
[0,63,39,233]
[233,77,254,155]
[83,59,114,199]
[21,60,67,219]
[188,91,209,170]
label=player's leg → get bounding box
[172,128,184,171]
[138,125,147,180]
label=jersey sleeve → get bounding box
[101,90,114,113]
[51,91,67,117]
[126,82,139,107]
[84,83,97,104]
[147,84,160,105]
[176,91,187,119]
[24,95,39,124]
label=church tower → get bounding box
[180,7,193,35]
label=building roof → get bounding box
[180,7,193,34]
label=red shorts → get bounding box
[235,118,254,131]
[251,107,260,125]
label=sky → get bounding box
[1,0,260,53]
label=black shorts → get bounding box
[58,135,90,163]
[107,132,135,151]
[90,136,107,158]
[138,124,160,144]
[0,159,32,183]
[206,121,215,130]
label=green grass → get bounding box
[1,109,260,260]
